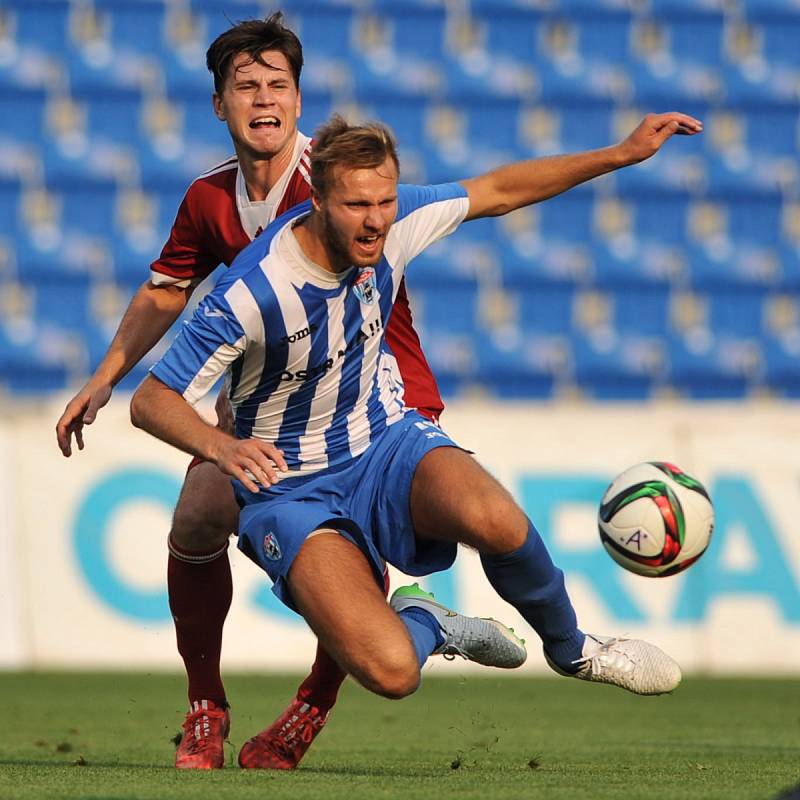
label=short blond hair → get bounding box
[311,114,400,196]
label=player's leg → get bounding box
[288,531,422,698]
[238,530,428,770]
[169,461,350,770]
[169,460,238,709]
[409,447,585,671]
[409,447,681,695]
[168,460,237,769]
[284,531,523,691]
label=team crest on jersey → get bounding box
[353,267,376,305]
[263,532,282,561]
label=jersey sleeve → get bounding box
[150,187,225,288]
[394,183,470,263]
[150,289,248,406]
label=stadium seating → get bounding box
[3,0,799,399]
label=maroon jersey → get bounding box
[151,133,444,418]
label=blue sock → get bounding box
[398,607,445,668]
[481,520,585,672]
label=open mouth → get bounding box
[249,115,281,129]
[356,234,382,252]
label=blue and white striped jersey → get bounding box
[151,182,470,476]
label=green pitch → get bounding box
[0,672,797,800]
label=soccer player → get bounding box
[54,15,445,771]
[129,112,703,737]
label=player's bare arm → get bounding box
[55,281,193,457]
[130,374,287,493]
[462,111,703,221]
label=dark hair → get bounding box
[206,13,303,93]
[310,114,400,196]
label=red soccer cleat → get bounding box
[238,699,329,770]
[175,700,230,769]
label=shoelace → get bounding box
[268,707,327,757]
[182,708,224,753]
[571,637,635,676]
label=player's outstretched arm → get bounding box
[55,281,193,457]
[130,375,287,493]
[461,111,702,221]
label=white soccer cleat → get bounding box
[546,633,682,695]
[390,584,527,669]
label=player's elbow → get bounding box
[130,377,157,431]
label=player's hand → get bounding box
[214,391,235,435]
[618,112,703,165]
[56,381,113,457]
[214,438,288,492]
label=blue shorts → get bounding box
[235,412,460,610]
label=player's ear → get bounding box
[310,187,322,211]
[295,87,302,121]
[212,93,226,121]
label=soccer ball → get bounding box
[598,461,714,577]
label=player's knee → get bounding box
[356,647,420,700]
[469,495,528,555]
[170,504,232,553]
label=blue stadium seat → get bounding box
[763,333,800,397]
[191,1,264,40]
[17,229,111,283]
[498,237,591,289]
[77,89,145,150]
[161,44,210,95]
[476,332,566,399]
[555,104,616,153]
[572,12,633,63]
[175,93,235,150]
[7,0,72,55]
[727,197,783,246]
[614,286,673,337]
[615,153,705,198]
[461,99,521,152]
[631,62,723,106]
[704,154,790,201]
[778,245,800,292]
[94,0,167,57]
[469,5,543,65]
[572,332,666,400]
[668,334,762,399]
[32,274,94,332]
[290,4,356,61]
[660,14,725,65]
[372,0,448,62]
[723,62,800,109]
[0,323,71,394]
[631,195,692,243]
[687,242,781,291]
[741,108,799,156]
[357,96,430,152]
[58,184,118,237]
[405,237,486,290]
[757,17,800,67]
[537,191,594,242]
[111,234,156,290]
[413,285,480,337]
[411,286,479,397]
[536,60,630,105]
[0,86,47,143]
[592,239,687,290]
[0,180,21,237]
[518,284,576,335]
[705,288,767,337]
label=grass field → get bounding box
[0,672,797,800]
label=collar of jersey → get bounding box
[279,216,356,288]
